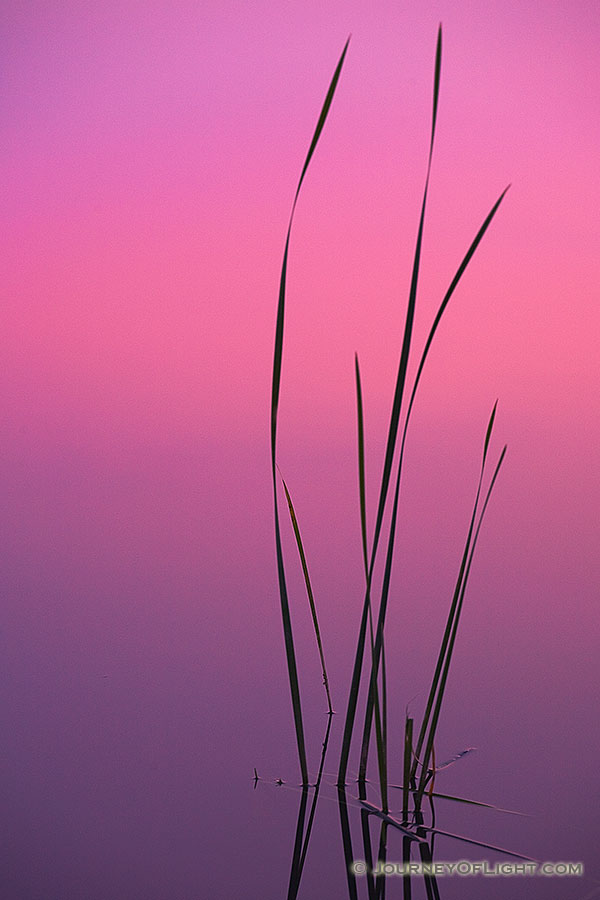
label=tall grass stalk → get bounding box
[415,434,507,810]
[410,406,500,780]
[270,38,349,784]
[355,353,387,807]
[337,24,443,791]
[281,476,333,715]
[349,27,509,801]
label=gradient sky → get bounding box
[2,2,599,898]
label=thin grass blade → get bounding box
[297,714,333,872]
[402,834,412,900]
[337,786,360,900]
[418,840,442,900]
[271,39,349,784]
[399,184,509,467]
[339,24,443,790]
[389,785,531,817]
[402,717,413,822]
[355,353,369,578]
[282,476,333,714]
[374,822,388,900]
[372,184,509,785]
[416,442,507,804]
[411,403,499,781]
[355,353,388,806]
[408,823,536,861]
[432,746,476,772]
[368,24,442,577]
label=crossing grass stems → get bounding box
[269,25,509,819]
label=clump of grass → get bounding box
[269,22,509,838]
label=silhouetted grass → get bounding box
[281,475,333,715]
[270,37,350,785]
[269,23,511,870]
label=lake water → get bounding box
[2,433,598,899]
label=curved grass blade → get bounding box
[361,801,534,860]
[418,840,442,900]
[360,184,510,796]
[407,823,536,861]
[402,716,413,822]
[415,440,507,806]
[357,57,510,788]
[271,38,350,784]
[337,786,360,900]
[271,36,350,457]
[287,714,334,899]
[358,807,388,900]
[374,822,388,900]
[431,746,476,772]
[398,186,510,469]
[389,784,532,817]
[368,23,442,582]
[355,353,388,809]
[339,23,442,790]
[286,785,309,900]
[410,745,476,781]
[402,834,413,900]
[419,844,441,900]
[355,353,369,579]
[411,403,499,783]
[281,476,333,714]
[359,804,377,900]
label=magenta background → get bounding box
[2,2,599,898]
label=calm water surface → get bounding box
[2,438,598,899]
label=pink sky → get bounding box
[3,0,598,632]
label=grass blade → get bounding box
[355,353,369,579]
[407,823,536,861]
[398,187,510,471]
[271,39,350,784]
[402,834,413,900]
[296,714,333,877]
[281,476,333,714]
[355,353,388,808]
[389,784,532,817]
[419,840,442,900]
[339,23,442,790]
[374,822,388,900]
[361,188,510,796]
[286,786,309,900]
[402,716,413,822]
[271,35,350,454]
[415,437,508,806]
[411,403,499,783]
[337,786,360,900]
[358,49,510,788]
[361,802,534,860]
[369,24,442,579]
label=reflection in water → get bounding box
[259,711,550,900]
[287,714,333,900]
[278,712,445,899]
